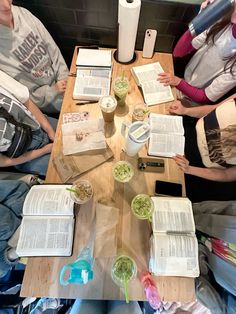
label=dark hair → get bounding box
[206,8,236,75]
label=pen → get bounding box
[76,101,98,105]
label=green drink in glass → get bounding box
[131,194,154,221]
[113,76,129,107]
[111,255,137,303]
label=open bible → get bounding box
[149,197,199,277]
[148,113,185,157]
[16,185,74,257]
[131,62,174,106]
[73,48,112,101]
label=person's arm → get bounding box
[157,73,210,103]
[24,99,55,141]
[0,144,53,167]
[173,155,236,182]
[176,80,210,103]
[173,30,196,58]
[169,100,218,118]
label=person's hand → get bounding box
[200,0,214,11]
[55,80,67,93]
[169,101,187,115]
[47,129,55,142]
[157,73,181,86]
[172,155,191,173]
[41,143,53,154]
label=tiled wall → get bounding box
[13,0,199,66]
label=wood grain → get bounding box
[20,49,194,302]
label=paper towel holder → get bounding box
[113,49,137,65]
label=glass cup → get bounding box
[112,161,134,183]
[132,103,149,122]
[69,180,93,204]
[131,194,154,221]
[99,95,117,122]
[111,254,137,303]
[113,76,129,107]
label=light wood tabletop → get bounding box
[20,48,195,302]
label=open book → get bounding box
[73,48,112,101]
[149,197,199,277]
[131,62,174,106]
[16,185,74,257]
[148,113,185,157]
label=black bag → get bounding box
[0,107,32,158]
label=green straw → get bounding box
[124,279,129,303]
[66,187,77,193]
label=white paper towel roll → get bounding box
[118,0,141,63]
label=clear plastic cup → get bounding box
[113,76,129,107]
[112,161,134,183]
[99,95,117,122]
[131,194,154,221]
[111,254,137,303]
[132,103,149,122]
[69,180,93,204]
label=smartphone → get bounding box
[155,180,182,197]
[142,29,157,58]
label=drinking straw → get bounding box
[66,187,77,193]
[124,279,129,303]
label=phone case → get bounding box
[142,29,157,59]
[138,157,164,173]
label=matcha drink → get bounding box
[111,255,137,303]
[113,76,129,107]
[131,194,154,221]
[112,161,134,183]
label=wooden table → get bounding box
[20,49,195,302]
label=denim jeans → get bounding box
[69,300,143,314]
[14,116,57,176]
[0,180,29,278]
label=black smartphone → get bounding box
[155,180,182,197]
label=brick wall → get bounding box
[13,0,199,66]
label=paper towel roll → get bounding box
[117,0,141,63]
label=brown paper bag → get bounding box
[52,145,113,183]
[94,203,119,258]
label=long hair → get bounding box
[207,125,236,164]
[205,7,236,74]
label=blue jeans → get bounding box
[0,180,29,278]
[15,116,57,176]
[70,300,143,314]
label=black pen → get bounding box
[76,100,98,105]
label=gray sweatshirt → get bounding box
[0,5,69,114]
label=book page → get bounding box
[149,234,199,277]
[73,68,111,100]
[149,113,184,135]
[23,185,74,216]
[16,216,74,257]
[131,62,174,106]
[151,197,195,233]
[62,118,106,155]
[148,133,185,157]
